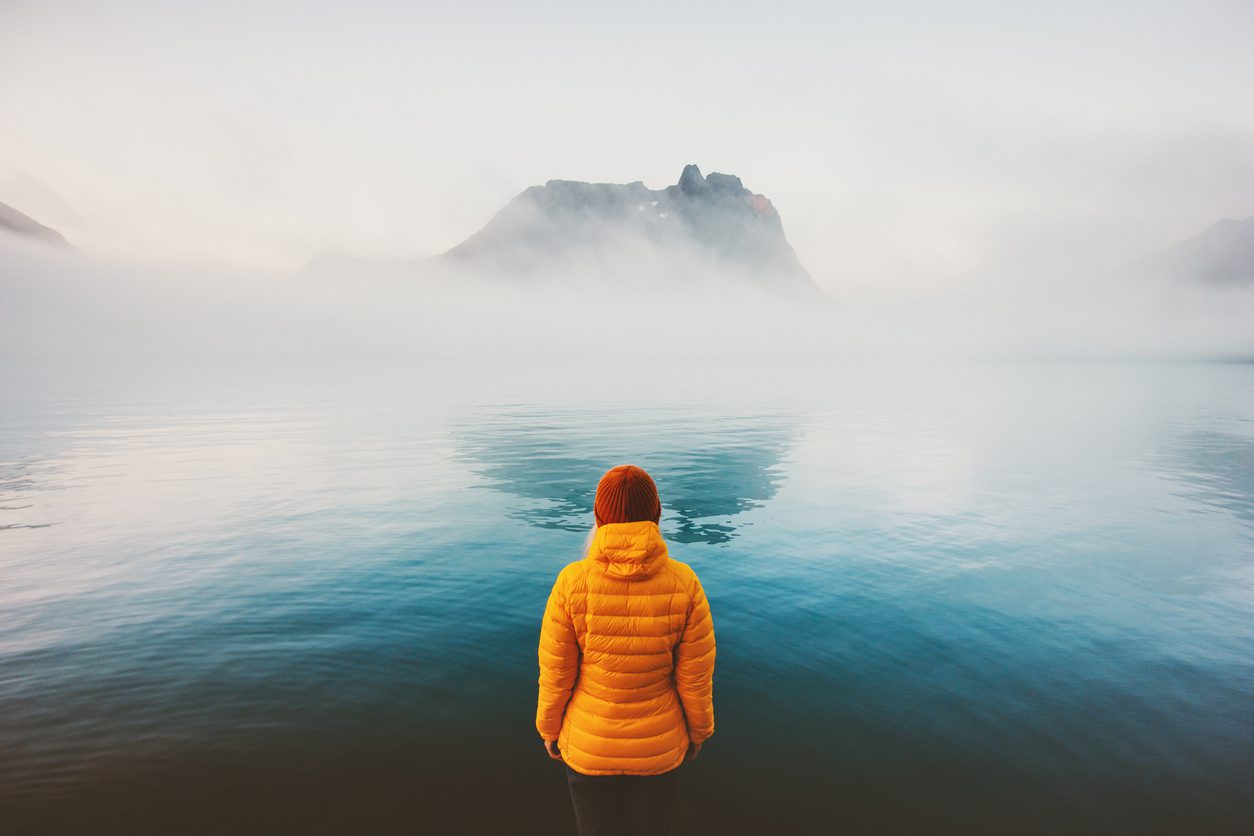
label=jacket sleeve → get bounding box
[536,567,580,740]
[674,573,716,744]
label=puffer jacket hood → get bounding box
[586,521,670,580]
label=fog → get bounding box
[3,0,1254,363]
[5,1,1254,290]
[3,232,1253,367]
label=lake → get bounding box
[2,360,1252,834]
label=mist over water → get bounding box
[4,239,1254,364]
[2,358,1253,834]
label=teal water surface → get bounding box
[1,362,1252,834]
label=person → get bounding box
[536,464,716,836]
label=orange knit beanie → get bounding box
[594,465,662,526]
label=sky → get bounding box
[3,0,1254,294]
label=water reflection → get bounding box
[1170,430,1254,526]
[3,365,1254,834]
[456,408,792,544]
[0,457,55,531]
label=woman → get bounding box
[537,464,716,836]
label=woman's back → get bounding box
[537,519,716,776]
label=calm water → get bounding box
[2,361,1252,834]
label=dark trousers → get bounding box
[565,763,682,836]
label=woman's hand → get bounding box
[542,738,563,761]
[685,741,702,761]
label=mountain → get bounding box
[1144,216,1254,286]
[306,165,820,295]
[0,202,71,248]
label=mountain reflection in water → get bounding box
[457,408,791,543]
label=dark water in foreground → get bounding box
[2,362,1252,835]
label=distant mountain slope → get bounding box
[0,201,71,248]
[1145,216,1254,286]
[445,164,815,289]
[306,165,821,295]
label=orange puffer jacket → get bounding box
[536,520,716,776]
